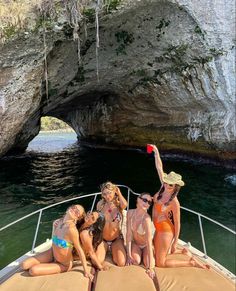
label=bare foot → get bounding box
[181,248,192,258]
[190,257,210,269]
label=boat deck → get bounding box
[1,245,234,291]
[1,195,235,291]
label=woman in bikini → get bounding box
[77,211,107,270]
[126,193,155,279]
[151,144,209,269]
[21,204,93,278]
[96,182,127,266]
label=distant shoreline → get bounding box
[40,129,75,133]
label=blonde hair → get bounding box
[98,181,121,211]
[66,204,85,220]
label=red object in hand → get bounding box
[146,144,153,154]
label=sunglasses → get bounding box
[139,197,152,206]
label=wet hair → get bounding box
[157,184,181,206]
[77,212,105,251]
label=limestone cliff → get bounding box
[0,0,235,163]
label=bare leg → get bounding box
[29,261,72,276]
[21,248,53,270]
[96,241,107,264]
[142,246,149,268]
[131,242,142,265]
[154,232,208,269]
[111,238,126,266]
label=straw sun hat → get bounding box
[163,171,185,187]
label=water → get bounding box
[0,132,235,273]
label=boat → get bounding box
[0,185,235,291]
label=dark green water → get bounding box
[0,132,235,273]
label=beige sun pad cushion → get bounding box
[155,254,235,291]
[0,263,92,291]
[94,264,158,291]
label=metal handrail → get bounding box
[0,185,235,261]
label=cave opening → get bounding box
[27,116,77,153]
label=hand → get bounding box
[171,242,177,254]
[126,255,135,266]
[150,144,158,154]
[146,268,155,280]
[84,271,94,281]
[101,263,110,271]
[115,186,121,196]
[53,219,60,229]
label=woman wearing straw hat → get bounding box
[150,145,209,269]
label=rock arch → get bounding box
[0,0,235,160]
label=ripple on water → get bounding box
[224,174,236,186]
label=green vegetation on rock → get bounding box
[40,116,73,131]
[115,30,134,55]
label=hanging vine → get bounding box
[37,0,57,104]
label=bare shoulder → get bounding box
[80,229,92,245]
[127,209,134,219]
[144,214,152,224]
[97,199,104,211]
[171,197,180,209]
[153,191,159,203]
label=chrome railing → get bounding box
[0,185,235,264]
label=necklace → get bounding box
[107,202,113,213]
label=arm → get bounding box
[126,211,134,265]
[96,200,103,212]
[115,186,128,210]
[52,218,61,236]
[151,145,164,184]
[69,227,91,278]
[80,230,104,270]
[144,217,155,278]
[170,198,181,253]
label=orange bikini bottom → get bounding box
[154,220,174,233]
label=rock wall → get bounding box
[0,0,235,161]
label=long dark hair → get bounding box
[157,184,181,206]
[90,212,105,250]
[77,212,105,251]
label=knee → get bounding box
[21,260,30,271]
[29,266,39,276]
[113,253,126,267]
[155,259,166,268]
[115,257,126,267]
[132,255,141,265]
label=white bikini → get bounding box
[130,210,147,249]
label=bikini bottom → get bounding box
[137,244,147,250]
[104,233,123,251]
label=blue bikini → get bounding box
[52,235,73,249]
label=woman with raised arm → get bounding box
[77,211,107,271]
[21,205,93,278]
[96,182,127,266]
[126,192,155,279]
[151,144,209,269]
